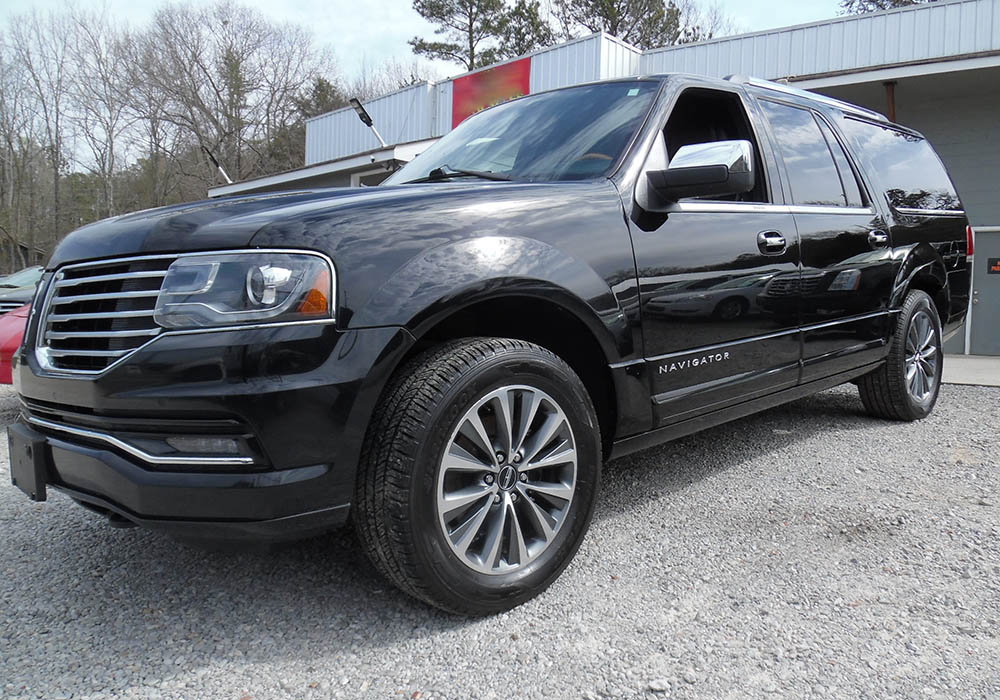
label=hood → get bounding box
[0,285,37,303]
[47,187,418,268]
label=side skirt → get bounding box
[608,360,881,461]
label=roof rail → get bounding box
[726,75,889,122]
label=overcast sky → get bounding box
[3,0,844,79]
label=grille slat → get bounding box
[50,289,161,305]
[38,256,175,373]
[54,270,167,288]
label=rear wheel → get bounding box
[353,337,602,615]
[858,290,943,421]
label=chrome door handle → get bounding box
[757,230,786,255]
[868,230,890,249]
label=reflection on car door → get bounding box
[631,85,801,428]
[755,98,895,381]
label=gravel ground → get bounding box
[2,382,998,700]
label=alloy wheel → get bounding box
[904,309,938,402]
[436,385,577,575]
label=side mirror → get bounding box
[647,140,755,203]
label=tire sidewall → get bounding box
[406,348,601,612]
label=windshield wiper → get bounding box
[402,164,513,184]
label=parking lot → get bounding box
[2,382,998,700]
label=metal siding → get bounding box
[636,0,1000,80]
[305,83,432,164]
[530,35,602,93]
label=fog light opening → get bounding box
[164,436,242,455]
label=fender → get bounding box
[890,241,949,312]
[349,235,632,363]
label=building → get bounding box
[210,0,1000,355]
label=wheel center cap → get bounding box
[497,465,518,491]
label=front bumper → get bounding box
[11,322,415,542]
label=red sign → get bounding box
[452,57,531,128]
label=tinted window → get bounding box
[385,81,659,184]
[841,118,961,211]
[760,100,846,206]
[817,118,864,207]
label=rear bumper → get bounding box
[11,322,415,541]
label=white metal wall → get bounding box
[640,0,1000,80]
[306,34,625,164]
[305,83,434,165]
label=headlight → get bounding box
[828,269,861,292]
[153,251,334,329]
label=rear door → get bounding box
[755,97,895,381]
[631,84,801,428]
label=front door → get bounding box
[631,85,801,428]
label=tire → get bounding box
[858,290,943,421]
[714,297,747,321]
[353,337,602,615]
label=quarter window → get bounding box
[841,118,961,212]
[760,100,848,207]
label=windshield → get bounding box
[385,80,660,185]
[0,266,42,287]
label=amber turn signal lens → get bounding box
[298,267,331,315]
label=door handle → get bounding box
[868,230,890,249]
[757,230,786,255]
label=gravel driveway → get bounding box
[2,383,998,700]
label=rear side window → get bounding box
[841,118,961,212]
[816,118,865,207]
[759,100,848,207]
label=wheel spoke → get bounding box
[521,479,573,502]
[440,483,494,518]
[461,411,496,463]
[522,492,555,542]
[507,503,529,567]
[492,390,516,456]
[450,499,492,555]
[479,497,508,569]
[907,363,920,396]
[920,319,935,351]
[521,412,564,466]
[513,390,541,455]
[906,323,919,354]
[444,442,496,473]
[524,441,575,471]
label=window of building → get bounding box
[759,100,848,207]
[662,88,769,203]
[840,118,961,212]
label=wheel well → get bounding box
[907,270,949,322]
[404,296,617,457]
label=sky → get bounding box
[3,0,845,80]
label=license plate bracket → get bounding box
[8,423,49,501]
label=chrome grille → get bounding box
[0,301,24,314]
[37,256,175,373]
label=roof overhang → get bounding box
[207,138,438,198]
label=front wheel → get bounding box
[353,337,602,615]
[858,290,943,421]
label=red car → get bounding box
[0,303,29,384]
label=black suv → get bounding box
[9,75,972,615]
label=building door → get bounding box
[970,230,1000,355]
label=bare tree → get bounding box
[69,7,137,218]
[9,9,75,249]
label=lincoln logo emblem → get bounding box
[498,465,517,490]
